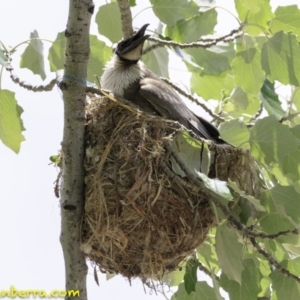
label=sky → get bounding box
[0,0,298,299]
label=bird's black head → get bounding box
[116,24,150,62]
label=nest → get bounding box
[82,95,259,281]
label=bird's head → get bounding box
[115,24,150,62]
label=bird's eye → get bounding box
[118,41,126,50]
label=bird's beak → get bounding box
[116,24,150,56]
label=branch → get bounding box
[143,26,243,54]
[249,102,263,123]
[198,262,220,281]
[117,0,133,38]
[5,57,56,92]
[60,1,94,299]
[250,237,300,283]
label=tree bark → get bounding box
[60,1,94,299]
[117,0,133,38]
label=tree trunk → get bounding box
[60,1,94,299]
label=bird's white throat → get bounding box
[100,55,148,96]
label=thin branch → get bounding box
[249,102,263,122]
[209,194,299,240]
[5,56,56,92]
[198,262,220,281]
[143,26,243,55]
[86,85,101,95]
[279,112,300,123]
[161,78,225,123]
[250,237,300,283]
[117,0,133,38]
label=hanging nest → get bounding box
[82,95,259,281]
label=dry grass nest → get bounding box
[82,95,259,281]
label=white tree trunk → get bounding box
[60,1,94,299]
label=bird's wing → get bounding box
[139,77,221,142]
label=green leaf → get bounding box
[170,8,217,43]
[129,0,136,6]
[270,5,300,39]
[239,0,264,13]
[20,30,46,80]
[290,125,300,140]
[196,172,233,203]
[259,185,299,234]
[88,35,112,83]
[292,88,300,112]
[258,259,272,298]
[0,47,8,67]
[270,270,300,300]
[49,33,111,84]
[219,118,250,148]
[267,185,300,223]
[184,259,198,294]
[150,0,199,27]
[49,155,61,165]
[48,31,65,72]
[211,273,225,300]
[226,87,261,120]
[0,90,25,153]
[197,242,220,274]
[220,259,262,300]
[260,79,285,119]
[172,281,218,300]
[230,86,249,109]
[249,116,300,164]
[227,180,265,212]
[236,35,268,52]
[215,222,244,284]
[195,282,219,300]
[282,149,300,181]
[163,262,186,287]
[184,44,235,75]
[283,258,300,277]
[231,48,265,95]
[143,42,169,77]
[190,70,234,101]
[261,31,300,86]
[96,3,123,43]
[259,210,295,236]
[234,0,274,36]
[169,132,211,177]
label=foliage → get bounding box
[1,0,300,299]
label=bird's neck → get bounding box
[101,55,148,96]
[117,54,139,65]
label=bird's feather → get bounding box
[139,77,221,141]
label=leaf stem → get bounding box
[132,6,153,20]
[10,38,53,52]
[214,5,241,26]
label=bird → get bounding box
[101,24,224,143]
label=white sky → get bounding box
[0,0,298,299]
